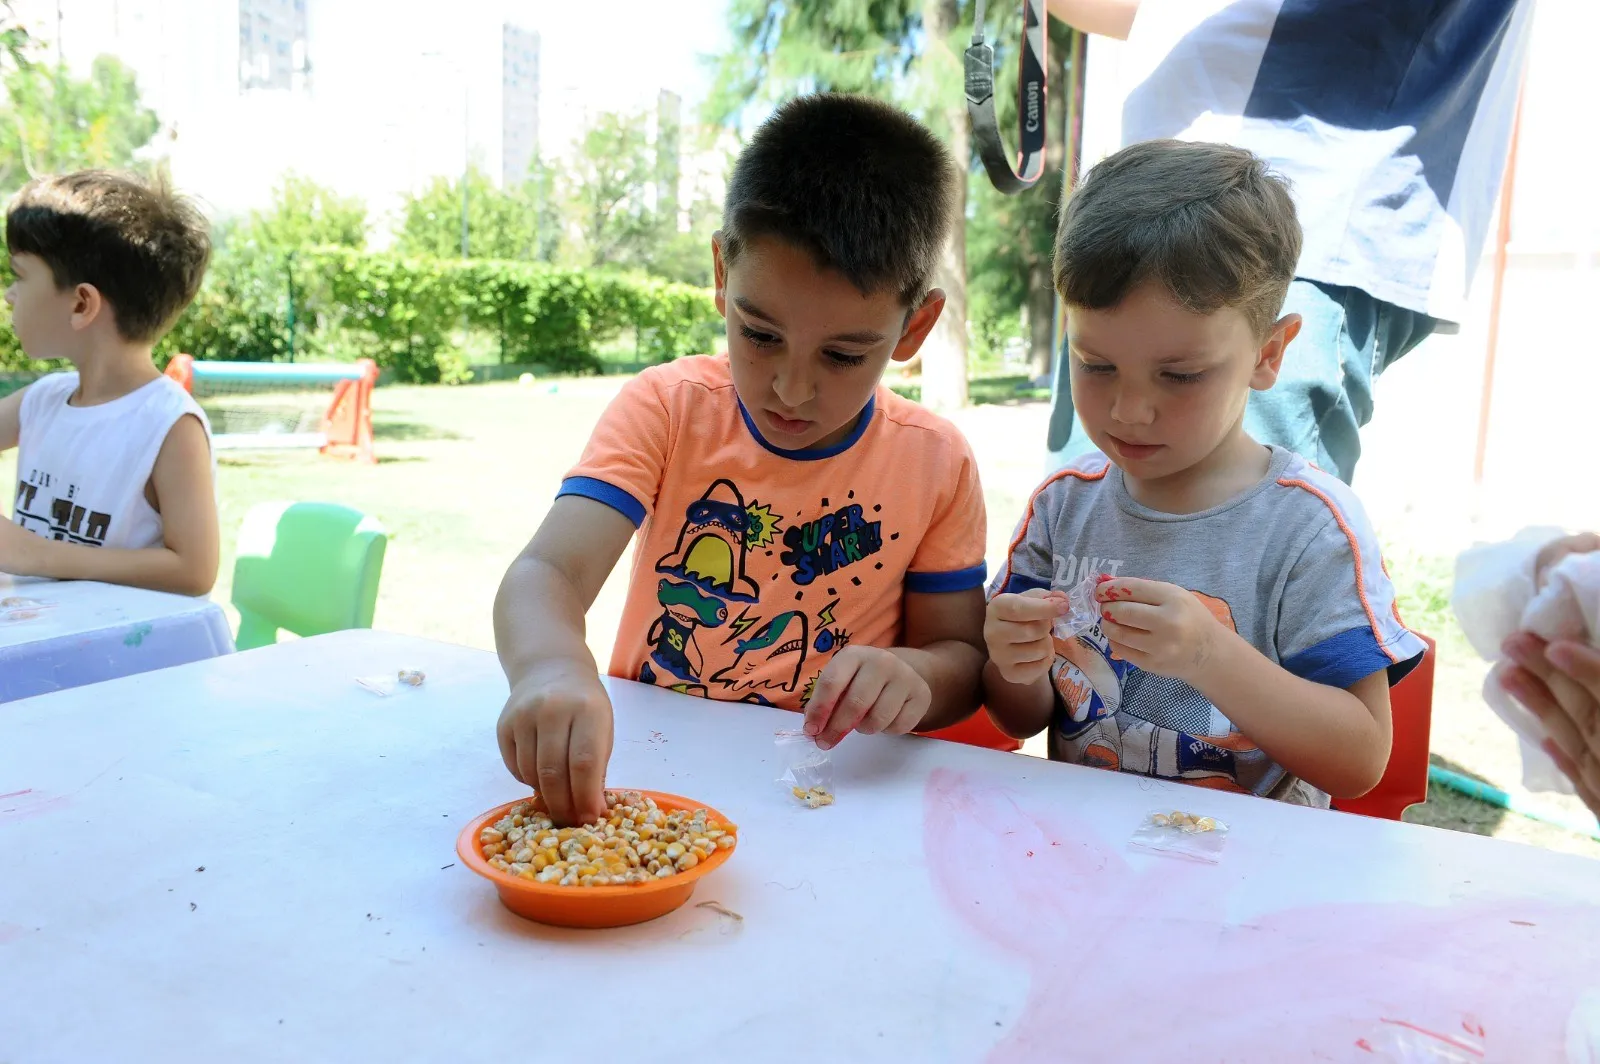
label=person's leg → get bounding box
[1045,279,1433,484]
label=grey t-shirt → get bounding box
[990,446,1425,806]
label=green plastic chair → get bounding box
[231,501,388,651]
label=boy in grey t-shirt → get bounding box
[982,141,1425,806]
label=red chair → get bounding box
[922,706,1023,752]
[1331,634,1436,821]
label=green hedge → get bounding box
[1,247,722,382]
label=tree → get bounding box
[245,173,367,251]
[706,0,973,411]
[396,166,542,262]
[0,55,161,194]
[554,110,657,270]
[0,2,31,75]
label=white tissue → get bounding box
[1453,529,1600,794]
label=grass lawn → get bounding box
[4,374,1597,858]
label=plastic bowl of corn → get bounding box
[457,789,739,928]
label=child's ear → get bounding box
[1250,313,1301,390]
[891,288,947,363]
[69,283,105,333]
[711,232,728,320]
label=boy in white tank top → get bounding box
[0,170,218,596]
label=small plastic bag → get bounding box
[1052,571,1104,640]
[1129,810,1229,864]
[0,597,54,624]
[355,669,425,697]
[775,729,834,806]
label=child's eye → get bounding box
[1075,360,1114,375]
[824,350,867,369]
[739,324,780,348]
[1163,370,1206,384]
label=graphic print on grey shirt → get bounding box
[990,446,1425,806]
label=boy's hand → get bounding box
[1097,577,1223,682]
[804,645,932,750]
[0,519,41,576]
[496,669,615,826]
[1534,532,1600,589]
[985,589,1068,685]
[1501,632,1600,816]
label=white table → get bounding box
[3,631,1598,1063]
[0,573,234,702]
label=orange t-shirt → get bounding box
[560,355,987,708]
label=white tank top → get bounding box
[12,371,212,551]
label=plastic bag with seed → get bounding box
[775,728,834,796]
[1129,810,1229,864]
[0,597,54,624]
[1052,571,1104,641]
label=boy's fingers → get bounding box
[567,711,611,824]
[804,653,860,736]
[496,715,523,783]
[1100,600,1161,633]
[886,687,930,734]
[1097,577,1164,605]
[993,617,1054,643]
[819,667,888,749]
[532,718,577,826]
[859,674,917,735]
[993,594,1067,622]
[1101,617,1152,652]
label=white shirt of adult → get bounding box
[1087,0,1535,326]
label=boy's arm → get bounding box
[982,663,1056,739]
[0,414,219,596]
[494,495,635,824]
[896,587,986,731]
[1193,638,1392,798]
[0,387,22,453]
[1099,578,1395,797]
[978,481,1070,741]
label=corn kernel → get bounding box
[480,791,736,890]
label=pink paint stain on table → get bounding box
[922,769,1600,1063]
[0,788,71,823]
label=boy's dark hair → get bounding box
[721,94,956,305]
[6,170,212,343]
[1054,140,1301,338]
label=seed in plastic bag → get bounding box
[792,786,834,808]
[398,669,426,687]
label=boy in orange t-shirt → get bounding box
[494,95,988,823]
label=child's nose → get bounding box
[1109,386,1155,425]
[772,361,815,408]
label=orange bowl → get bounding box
[456,790,739,929]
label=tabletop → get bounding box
[0,572,234,702]
[2,630,1598,1063]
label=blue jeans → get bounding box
[1045,280,1437,485]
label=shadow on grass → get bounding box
[1401,755,1507,838]
[373,420,464,442]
